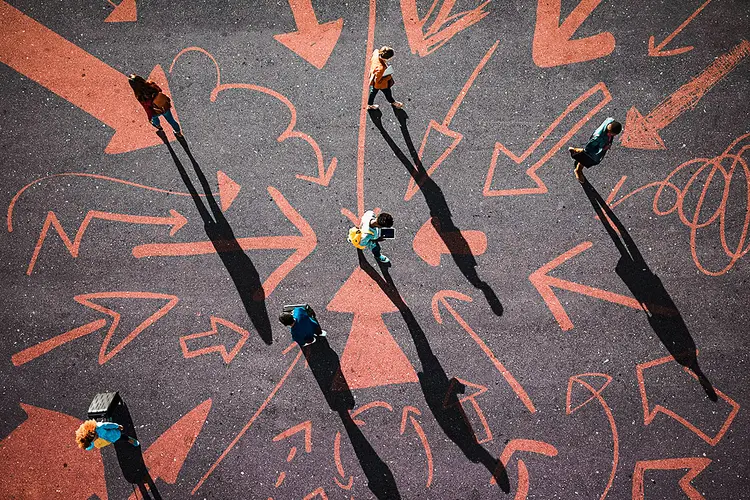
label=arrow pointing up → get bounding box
[0,1,177,153]
[327,268,418,390]
[622,40,750,150]
[274,0,343,69]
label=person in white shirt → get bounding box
[359,210,393,264]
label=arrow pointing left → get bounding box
[0,0,176,153]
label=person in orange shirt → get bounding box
[367,46,404,111]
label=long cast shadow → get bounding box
[109,401,161,499]
[368,109,503,316]
[357,252,510,492]
[303,338,401,499]
[581,180,717,401]
[159,133,272,344]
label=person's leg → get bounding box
[382,88,403,109]
[371,242,390,263]
[150,115,162,130]
[367,86,380,109]
[574,162,586,183]
[161,109,182,136]
[117,433,140,446]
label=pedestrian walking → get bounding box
[75,420,140,450]
[348,210,393,264]
[279,305,327,347]
[367,46,404,110]
[568,118,622,183]
[128,74,183,137]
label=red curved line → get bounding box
[170,46,222,89]
[410,415,434,488]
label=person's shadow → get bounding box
[158,132,272,344]
[303,338,401,499]
[357,252,511,492]
[368,109,503,316]
[109,400,161,499]
[581,180,718,401]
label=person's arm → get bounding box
[370,53,385,86]
[85,442,95,450]
[147,81,162,94]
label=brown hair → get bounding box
[75,420,97,450]
[378,46,394,60]
[128,74,159,102]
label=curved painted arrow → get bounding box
[566,373,618,500]
[179,316,250,364]
[432,290,536,413]
[400,406,434,487]
[170,47,337,186]
[492,439,558,499]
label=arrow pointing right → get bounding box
[179,317,250,364]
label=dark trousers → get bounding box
[368,86,395,105]
[371,241,382,258]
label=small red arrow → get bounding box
[0,404,108,499]
[632,457,711,500]
[327,268,419,390]
[180,317,250,364]
[132,186,316,298]
[432,290,536,413]
[105,0,137,22]
[399,406,434,487]
[274,421,313,466]
[532,0,615,67]
[648,0,712,57]
[622,40,750,150]
[127,399,212,500]
[529,241,646,331]
[413,217,486,266]
[401,0,491,56]
[273,0,343,69]
[492,439,558,492]
[0,1,177,153]
[11,291,179,366]
[26,208,187,275]
[405,42,498,201]
[442,378,493,444]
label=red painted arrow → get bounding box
[622,40,750,150]
[632,457,711,500]
[0,1,177,153]
[274,421,313,456]
[11,291,179,366]
[127,399,212,500]
[405,41,498,201]
[327,268,419,390]
[529,241,646,331]
[273,0,343,69]
[0,404,107,499]
[217,171,241,211]
[26,208,187,275]
[648,0,712,57]
[413,217,487,266]
[532,0,616,68]
[132,186,316,298]
[401,0,491,56]
[432,290,536,413]
[179,317,250,364]
[492,439,558,493]
[105,0,137,22]
[443,377,493,444]
[399,406,434,487]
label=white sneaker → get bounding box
[377,254,390,264]
[302,337,317,346]
[317,330,327,337]
[367,104,379,110]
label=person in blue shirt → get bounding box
[569,118,622,183]
[359,211,394,264]
[279,306,327,346]
[75,420,139,450]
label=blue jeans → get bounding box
[371,242,382,258]
[151,109,180,133]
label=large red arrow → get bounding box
[532,0,615,67]
[404,41,498,201]
[413,217,487,266]
[622,39,750,150]
[273,0,343,69]
[26,209,187,275]
[0,1,177,153]
[179,316,250,364]
[132,186,316,298]
[648,0,713,57]
[632,457,711,500]
[327,268,419,390]
[401,0,491,56]
[432,290,536,413]
[529,241,647,331]
[11,291,179,366]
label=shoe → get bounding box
[367,104,379,110]
[575,170,586,184]
[131,439,140,447]
[317,330,327,337]
[302,337,317,347]
[391,101,404,109]
[377,254,390,264]
[175,131,184,138]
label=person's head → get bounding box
[374,212,393,228]
[75,420,97,450]
[607,121,622,135]
[378,46,394,61]
[128,74,155,101]
[279,312,295,326]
